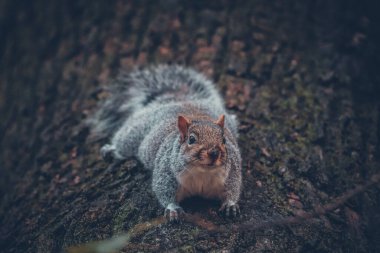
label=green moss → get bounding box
[112,202,139,233]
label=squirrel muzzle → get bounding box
[202,145,226,167]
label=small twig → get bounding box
[66,172,380,253]
[233,172,380,232]
[182,172,380,233]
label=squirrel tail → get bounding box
[87,65,223,138]
[86,78,133,139]
[126,65,223,110]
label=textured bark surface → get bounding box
[1,0,380,252]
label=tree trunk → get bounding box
[1,0,380,252]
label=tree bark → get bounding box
[1,1,380,252]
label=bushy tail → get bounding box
[86,78,132,139]
[126,65,222,110]
[87,65,223,138]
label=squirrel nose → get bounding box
[209,148,219,160]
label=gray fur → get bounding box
[88,65,242,217]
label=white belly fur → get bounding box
[176,165,227,202]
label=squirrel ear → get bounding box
[215,114,225,129]
[178,115,191,142]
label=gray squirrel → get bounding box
[88,65,242,220]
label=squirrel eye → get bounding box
[188,135,196,145]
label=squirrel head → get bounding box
[178,114,227,167]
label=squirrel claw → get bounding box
[164,203,184,222]
[219,201,240,217]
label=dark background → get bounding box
[1,0,380,252]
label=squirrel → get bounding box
[88,65,242,221]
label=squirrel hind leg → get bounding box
[164,203,184,222]
[100,144,124,163]
[100,144,115,162]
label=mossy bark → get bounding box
[1,0,380,252]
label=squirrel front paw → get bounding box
[219,200,240,217]
[164,203,184,222]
